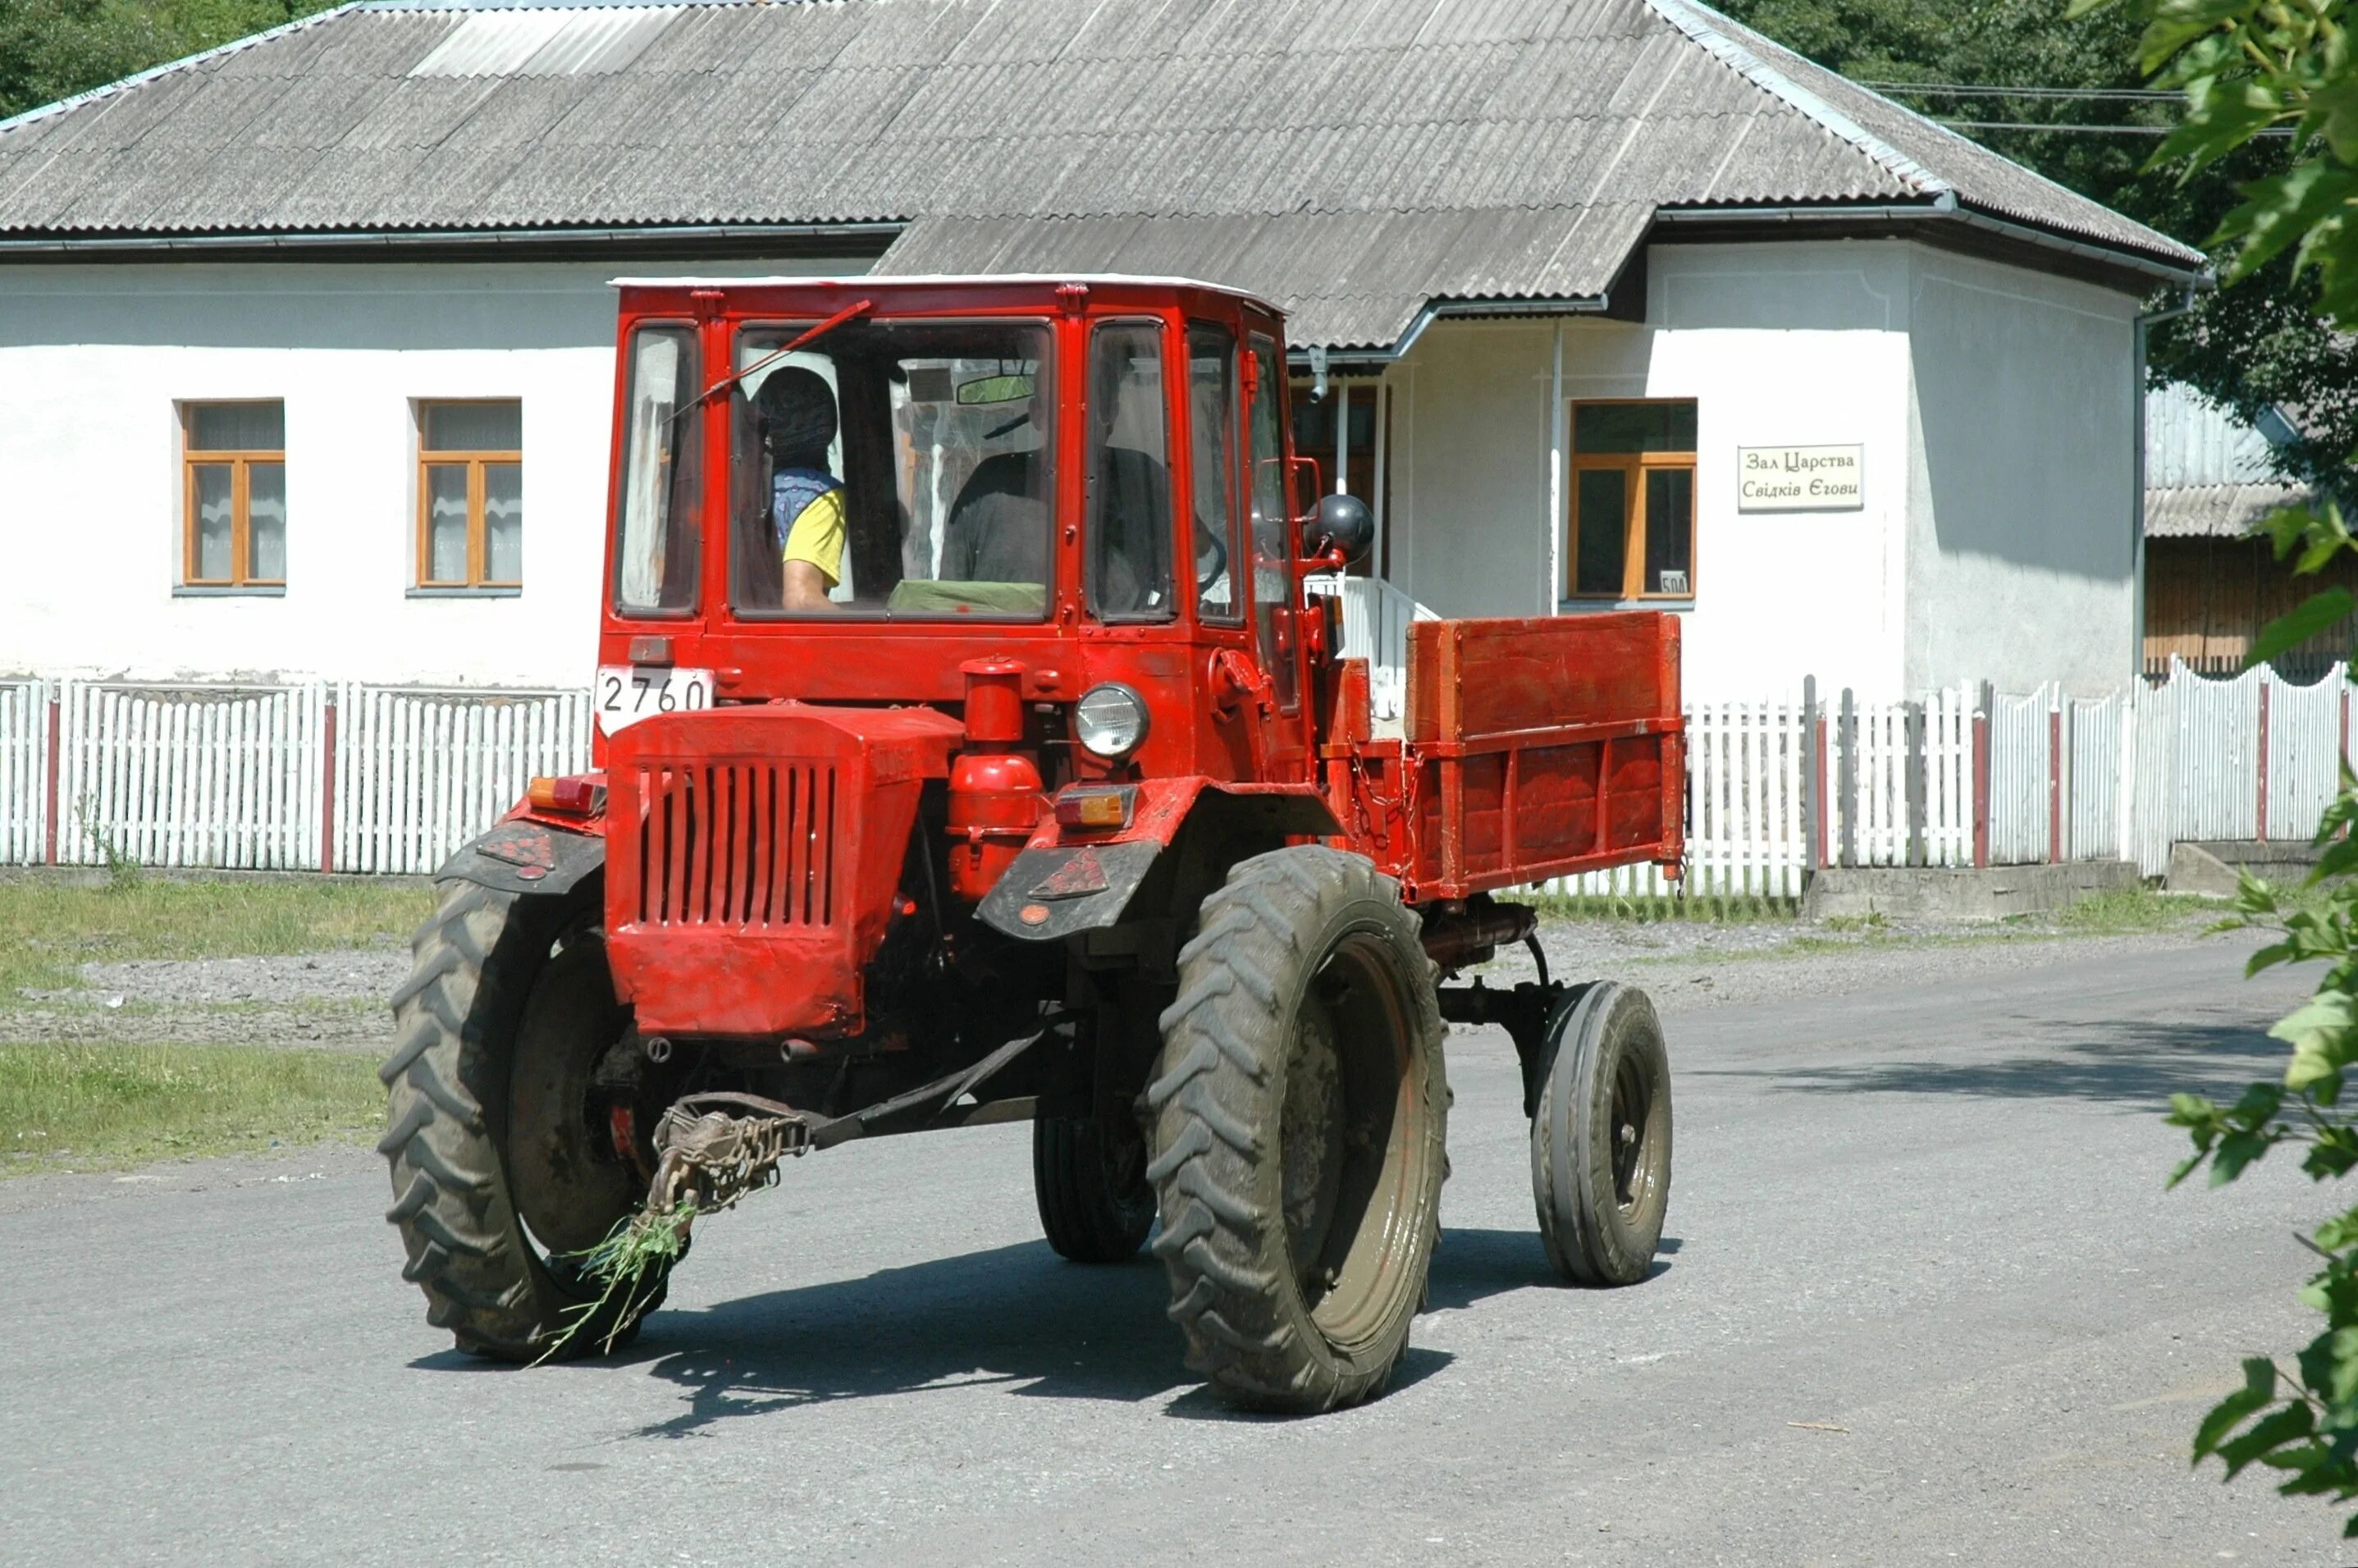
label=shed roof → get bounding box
[2145,382,2314,539]
[0,0,2206,349]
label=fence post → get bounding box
[1837,687,1858,870]
[1972,681,1992,870]
[42,690,60,866]
[1801,676,1820,875]
[2048,693,2063,865]
[2256,678,2271,843]
[319,693,338,874]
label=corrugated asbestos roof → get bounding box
[2144,382,2311,539]
[0,0,2205,348]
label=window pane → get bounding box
[1644,466,1693,596]
[246,463,286,582]
[728,318,1051,619]
[192,464,234,580]
[615,326,700,613]
[1574,468,1627,596]
[426,464,470,584]
[1574,402,1694,455]
[1086,320,1173,620]
[1248,336,1298,711]
[1187,323,1241,622]
[484,463,522,583]
[190,401,284,453]
[424,400,521,454]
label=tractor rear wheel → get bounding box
[1530,981,1672,1286]
[1033,1113,1155,1263]
[1145,846,1446,1414]
[380,880,667,1361]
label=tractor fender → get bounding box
[977,779,1338,942]
[433,814,605,898]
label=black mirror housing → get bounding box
[1308,492,1374,564]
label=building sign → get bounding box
[1738,445,1864,511]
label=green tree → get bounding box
[0,0,339,123]
[2059,0,2358,1530]
[1717,0,2356,491]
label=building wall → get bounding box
[0,258,834,688]
[1903,248,2139,697]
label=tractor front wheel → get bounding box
[1530,981,1672,1286]
[1145,847,1447,1414]
[1033,1113,1155,1263]
[380,881,668,1360]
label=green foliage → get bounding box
[0,1040,381,1173]
[0,872,434,995]
[0,0,342,121]
[1716,0,2357,490]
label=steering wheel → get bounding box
[1192,520,1228,592]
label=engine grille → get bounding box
[629,761,837,929]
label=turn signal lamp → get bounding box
[1073,683,1149,760]
[626,635,674,666]
[1054,785,1135,831]
[528,774,606,816]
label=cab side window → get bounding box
[1186,322,1242,624]
[1247,335,1299,712]
[1085,319,1175,621]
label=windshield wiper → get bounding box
[674,296,873,423]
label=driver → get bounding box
[757,367,846,612]
[940,379,1049,587]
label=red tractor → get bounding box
[382,275,1684,1413]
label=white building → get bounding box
[0,0,2206,701]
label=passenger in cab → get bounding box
[758,367,847,612]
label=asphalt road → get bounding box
[2,935,2345,1566]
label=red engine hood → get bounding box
[602,702,962,1038]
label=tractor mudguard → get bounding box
[977,779,1337,942]
[434,816,605,898]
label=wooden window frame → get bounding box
[416,400,523,590]
[1566,400,1697,603]
[181,401,286,589]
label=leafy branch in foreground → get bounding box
[2063,0,2358,1529]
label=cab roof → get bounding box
[610,274,1281,315]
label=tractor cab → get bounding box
[595,276,1365,787]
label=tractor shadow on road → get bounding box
[1704,1018,2283,1109]
[496,1230,1551,1435]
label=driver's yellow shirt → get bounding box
[781,489,847,586]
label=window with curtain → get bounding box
[1569,401,1697,601]
[418,400,523,590]
[182,401,286,589]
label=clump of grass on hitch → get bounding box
[534,1197,699,1363]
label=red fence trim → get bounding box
[1972,708,1990,869]
[319,699,338,875]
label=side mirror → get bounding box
[1307,492,1374,565]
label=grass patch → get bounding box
[2033,886,2231,935]
[1505,891,1800,925]
[0,874,434,995]
[0,1041,382,1175]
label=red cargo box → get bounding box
[1373,612,1684,899]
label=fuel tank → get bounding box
[602,702,963,1038]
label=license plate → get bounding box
[596,665,714,734]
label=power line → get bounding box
[1933,118,2296,137]
[1862,80,2178,101]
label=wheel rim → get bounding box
[1608,1044,1667,1219]
[1277,930,1432,1348]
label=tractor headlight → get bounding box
[1074,683,1149,760]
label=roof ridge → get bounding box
[0,2,371,139]
[1640,0,1950,198]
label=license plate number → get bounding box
[596,665,714,734]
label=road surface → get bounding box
[0,934,2339,1565]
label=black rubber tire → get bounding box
[1145,846,1447,1414]
[1033,1114,1155,1263]
[380,880,666,1361]
[1530,981,1672,1287]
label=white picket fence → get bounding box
[0,662,2344,889]
[0,679,46,864]
[334,686,592,874]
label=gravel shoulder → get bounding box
[1,948,408,1049]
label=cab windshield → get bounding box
[730,319,1054,619]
